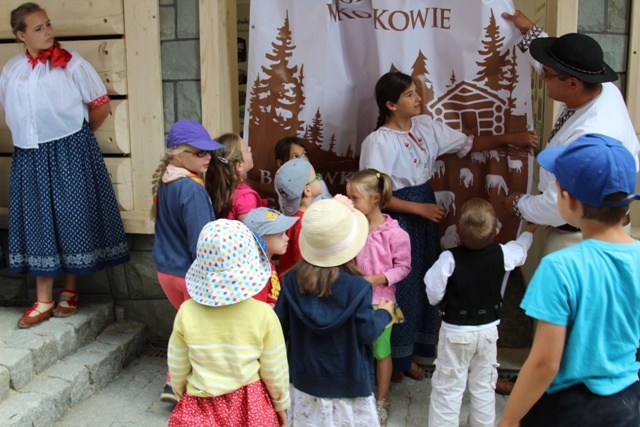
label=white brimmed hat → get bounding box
[186,219,271,307]
[299,197,368,267]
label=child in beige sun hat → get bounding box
[167,219,290,427]
[274,196,395,426]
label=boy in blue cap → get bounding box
[498,134,640,426]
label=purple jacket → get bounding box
[355,215,411,304]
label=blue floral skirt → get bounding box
[8,122,129,276]
[389,182,439,371]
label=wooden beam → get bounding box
[0,0,124,39]
[627,0,640,233]
[199,0,240,136]
[1,100,131,154]
[123,0,164,233]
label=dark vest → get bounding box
[440,244,505,326]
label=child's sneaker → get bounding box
[160,383,178,404]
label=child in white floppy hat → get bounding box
[275,196,395,426]
[167,219,290,427]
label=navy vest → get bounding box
[440,244,505,326]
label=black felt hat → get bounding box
[530,33,618,83]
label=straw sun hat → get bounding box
[186,219,271,307]
[299,197,369,267]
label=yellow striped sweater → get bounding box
[168,298,290,412]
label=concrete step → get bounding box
[0,302,146,427]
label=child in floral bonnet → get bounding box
[167,219,290,427]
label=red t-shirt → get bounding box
[253,260,280,307]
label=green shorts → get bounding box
[373,325,392,359]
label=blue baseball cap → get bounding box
[166,119,224,151]
[537,133,638,207]
[243,207,298,236]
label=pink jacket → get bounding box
[355,215,411,304]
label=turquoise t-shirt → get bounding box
[522,239,640,395]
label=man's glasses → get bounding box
[184,150,211,158]
[306,172,322,186]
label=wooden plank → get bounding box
[545,0,579,122]
[0,39,127,95]
[123,0,165,232]
[627,1,640,227]
[199,0,239,135]
[0,0,124,39]
[105,157,133,211]
[0,100,130,154]
[93,100,131,154]
[0,156,133,212]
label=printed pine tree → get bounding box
[504,46,519,117]
[257,11,305,134]
[307,108,324,148]
[446,70,457,88]
[345,144,354,159]
[411,50,435,113]
[328,134,337,154]
[473,9,509,93]
[248,75,265,129]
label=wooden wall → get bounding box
[0,0,164,233]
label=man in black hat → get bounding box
[501,10,639,253]
[496,9,640,396]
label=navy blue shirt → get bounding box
[152,177,214,277]
[275,268,391,398]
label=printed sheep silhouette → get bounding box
[485,174,509,196]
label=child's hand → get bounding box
[378,298,395,316]
[509,130,538,153]
[276,411,286,426]
[364,274,388,286]
[418,203,446,222]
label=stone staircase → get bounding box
[0,301,146,427]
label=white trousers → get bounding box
[428,327,499,427]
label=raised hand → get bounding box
[501,10,534,34]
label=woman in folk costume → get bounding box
[0,2,129,328]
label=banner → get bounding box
[244,0,533,244]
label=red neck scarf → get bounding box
[26,43,72,69]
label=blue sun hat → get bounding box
[186,219,271,307]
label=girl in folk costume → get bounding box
[347,169,411,425]
[151,119,223,403]
[275,197,395,427]
[205,133,267,221]
[0,2,129,328]
[168,220,290,427]
[359,71,538,381]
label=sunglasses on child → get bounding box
[184,150,211,158]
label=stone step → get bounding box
[0,320,146,427]
[0,302,113,400]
